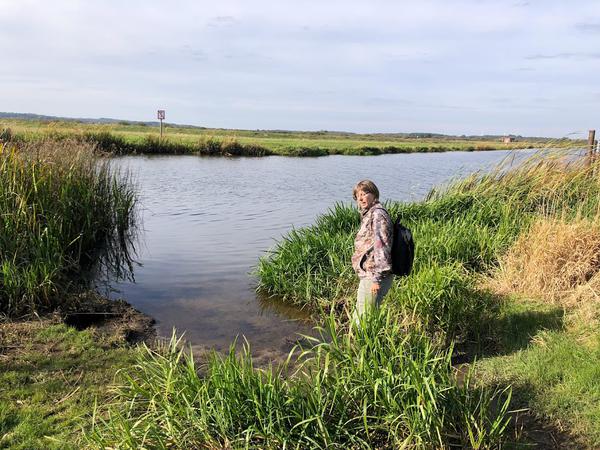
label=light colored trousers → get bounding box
[352,274,394,325]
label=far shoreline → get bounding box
[1,118,577,158]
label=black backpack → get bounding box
[391,217,414,277]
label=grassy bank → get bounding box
[475,215,600,447]
[0,119,561,157]
[0,316,141,449]
[478,297,600,447]
[0,137,147,448]
[255,195,529,343]
[254,150,600,446]
[0,139,137,316]
[89,312,511,449]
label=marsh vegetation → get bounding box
[254,150,600,447]
[0,118,557,157]
[0,138,146,448]
[0,139,137,316]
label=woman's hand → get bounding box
[371,282,380,295]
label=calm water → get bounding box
[106,150,534,361]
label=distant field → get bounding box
[0,119,578,156]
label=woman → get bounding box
[351,180,394,325]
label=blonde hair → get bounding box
[352,180,380,200]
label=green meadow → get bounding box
[0,118,568,157]
[0,321,138,449]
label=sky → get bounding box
[1,0,599,137]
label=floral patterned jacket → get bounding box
[351,202,393,283]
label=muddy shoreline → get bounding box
[0,292,156,350]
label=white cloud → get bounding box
[0,0,599,136]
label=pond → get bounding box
[106,150,535,362]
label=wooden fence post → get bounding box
[588,130,596,165]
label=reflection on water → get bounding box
[106,150,537,359]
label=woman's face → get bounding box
[356,189,376,211]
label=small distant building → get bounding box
[502,136,516,143]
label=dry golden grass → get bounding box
[12,136,98,165]
[490,217,600,302]
[487,216,600,328]
[450,151,600,217]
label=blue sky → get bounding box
[1,0,599,137]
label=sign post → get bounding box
[588,129,596,166]
[157,110,166,140]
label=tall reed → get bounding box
[82,132,271,156]
[442,149,600,217]
[0,139,137,316]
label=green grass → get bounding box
[256,193,530,343]
[476,297,600,448]
[89,310,511,449]
[0,322,136,449]
[257,149,600,307]
[0,140,137,316]
[0,138,140,447]
[0,118,561,157]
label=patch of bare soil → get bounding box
[0,292,156,361]
[61,291,156,344]
[508,408,585,449]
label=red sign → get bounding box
[157,110,165,120]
